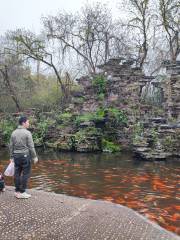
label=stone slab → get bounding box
[0,187,179,240]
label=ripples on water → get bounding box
[0,149,180,235]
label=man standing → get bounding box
[9,116,38,199]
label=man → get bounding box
[9,116,38,199]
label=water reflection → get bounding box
[0,148,180,235]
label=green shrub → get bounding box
[132,122,144,142]
[92,75,107,95]
[163,136,175,150]
[95,108,105,118]
[150,128,159,145]
[23,78,62,111]
[74,130,85,142]
[102,139,121,153]
[75,107,127,127]
[75,113,95,126]
[0,119,16,144]
[97,93,105,101]
[57,112,73,125]
[107,107,128,124]
[86,127,102,135]
[32,119,53,144]
[75,127,101,139]
[73,127,102,152]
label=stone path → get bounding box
[0,187,179,240]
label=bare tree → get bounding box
[159,0,180,62]
[119,0,153,69]
[0,47,22,111]
[110,21,134,59]
[42,2,117,73]
[6,29,66,95]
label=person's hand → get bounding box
[33,157,38,164]
[10,158,14,163]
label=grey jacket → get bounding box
[9,126,37,159]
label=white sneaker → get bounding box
[16,192,31,199]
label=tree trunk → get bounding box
[0,67,22,112]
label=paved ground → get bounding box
[0,187,179,240]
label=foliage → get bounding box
[30,84,61,111]
[75,111,105,126]
[95,108,106,119]
[75,113,95,126]
[132,122,144,142]
[0,72,63,112]
[75,109,105,126]
[97,93,105,101]
[75,107,128,126]
[56,112,73,125]
[85,127,102,136]
[74,130,85,143]
[32,119,53,145]
[0,118,16,144]
[163,136,176,150]
[150,128,159,145]
[107,107,128,125]
[74,127,100,142]
[92,75,107,95]
[72,96,85,104]
[102,139,121,153]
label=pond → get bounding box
[0,148,179,235]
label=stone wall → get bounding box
[132,61,180,160]
[162,61,180,121]
[77,58,143,117]
[75,58,153,147]
[74,58,180,159]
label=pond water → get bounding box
[0,148,180,235]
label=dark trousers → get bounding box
[14,154,31,193]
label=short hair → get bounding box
[19,116,28,125]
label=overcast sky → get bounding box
[0,0,120,35]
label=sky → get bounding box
[0,0,120,35]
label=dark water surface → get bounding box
[0,148,180,235]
